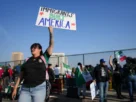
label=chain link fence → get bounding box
[0,48,136,71]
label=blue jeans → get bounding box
[127,75,136,102]
[98,82,109,102]
[18,82,46,102]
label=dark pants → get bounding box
[113,73,122,97]
[46,81,51,102]
[127,75,136,102]
[115,83,122,97]
[55,75,59,78]
[0,92,2,102]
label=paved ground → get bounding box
[48,90,136,102]
[2,90,136,102]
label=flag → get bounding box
[115,51,126,62]
[75,66,86,86]
[63,63,71,78]
[63,63,70,69]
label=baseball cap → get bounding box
[100,59,106,63]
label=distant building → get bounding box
[49,53,68,74]
[11,52,24,66]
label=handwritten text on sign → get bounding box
[35,7,76,30]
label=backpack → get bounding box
[25,55,49,80]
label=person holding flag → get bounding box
[109,56,124,99]
[75,62,86,99]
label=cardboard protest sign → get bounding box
[36,7,76,30]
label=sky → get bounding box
[0,0,136,62]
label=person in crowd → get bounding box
[84,65,91,90]
[93,59,110,102]
[0,67,3,102]
[85,65,89,70]
[2,68,9,90]
[8,67,13,83]
[46,64,55,102]
[75,62,86,99]
[0,67,4,79]
[84,65,89,72]
[48,64,55,84]
[123,57,136,102]
[12,67,19,82]
[0,78,2,102]
[54,65,60,78]
[8,64,11,68]
[71,67,76,78]
[109,56,124,99]
[0,67,4,88]
[12,68,16,82]
[12,27,54,102]
[15,64,21,75]
[88,65,94,76]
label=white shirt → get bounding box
[101,67,106,77]
[53,67,60,75]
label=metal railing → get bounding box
[0,48,136,70]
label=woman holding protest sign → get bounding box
[12,27,54,102]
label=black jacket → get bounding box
[93,65,110,82]
[48,68,55,83]
[123,63,136,77]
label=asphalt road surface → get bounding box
[2,90,136,102]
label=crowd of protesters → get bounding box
[0,57,135,102]
[65,56,136,102]
[0,56,135,102]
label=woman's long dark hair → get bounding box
[30,43,43,55]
